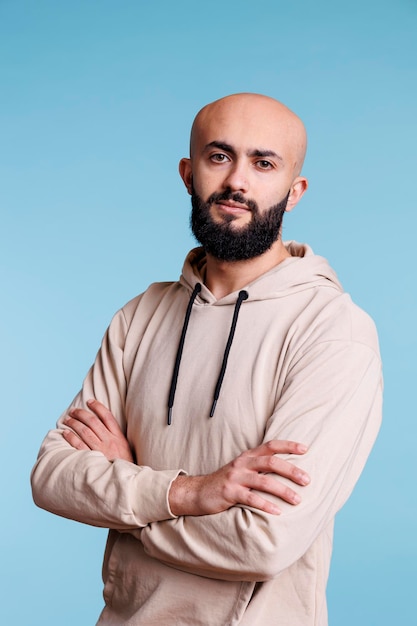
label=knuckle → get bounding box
[246,490,259,507]
[264,440,275,453]
[229,457,244,474]
[257,474,270,490]
[283,486,294,499]
[222,483,234,503]
[225,466,237,483]
[235,453,246,465]
[77,423,88,436]
[264,456,276,471]
[289,464,301,479]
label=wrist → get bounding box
[168,474,202,517]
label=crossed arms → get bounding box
[31,302,382,581]
[63,399,311,518]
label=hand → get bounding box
[169,440,310,517]
[62,399,134,463]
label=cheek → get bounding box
[257,181,289,207]
[192,169,222,199]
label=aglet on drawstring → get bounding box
[209,290,248,417]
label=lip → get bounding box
[216,200,250,215]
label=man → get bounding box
[31,93,382,625]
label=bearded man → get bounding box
[31,93,382,625]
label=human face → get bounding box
[190,184,290,261]
[180,95,307,241]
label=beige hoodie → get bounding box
[31,242,382,625]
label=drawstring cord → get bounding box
[209,290,248,417]
[167,283,201,425]
[167,285,248,424]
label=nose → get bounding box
[222,161,249,193]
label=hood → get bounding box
[168,242,343,424]
[179,241,343,305]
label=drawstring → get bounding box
[167,283,201,425]
[167,285,248,425]
[210,290,248,417]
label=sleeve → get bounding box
[139,338,382,582]
[30,305,184,529]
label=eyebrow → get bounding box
[204,141,283,163]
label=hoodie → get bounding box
[31,242,382,625]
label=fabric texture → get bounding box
[31,242,383,625]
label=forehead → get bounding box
[192,99,296,158]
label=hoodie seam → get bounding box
[291,338,380,372]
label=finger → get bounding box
[257,440,309,456]
[233,452,310,486]
[248,455,310,486]
[236,487,281,515]
[67,407,109,440]
[248,472,303,505]
[62,429,90,451]
[240,440,308,460]
[86,399,124,436]
[64,415,102,448]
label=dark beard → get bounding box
[190,186,290,261]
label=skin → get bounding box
[63,93,311,517]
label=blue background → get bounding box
[1,1,416,624]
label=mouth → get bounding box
[215,200,251,216]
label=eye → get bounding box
[210,153,230,163]
[256,160,273,170]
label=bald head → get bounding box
[190,93,307,176]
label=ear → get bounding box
[179,158,193,195]
[285,176,308,213]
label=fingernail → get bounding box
[293,494,301,504]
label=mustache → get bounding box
[206,190,258,214]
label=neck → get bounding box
[204,239,291,300]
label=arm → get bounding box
[168,440,310,516]
[138,339,382,581]
[63,399,311,514]
[32,296,382,581]
[57,338,382,582]
[62,399,135,463]
[31,305,185,529]
[31,304,309,529]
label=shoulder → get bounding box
[303,291,380,359]
[102,281,180,357]
[120,282,177,325]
